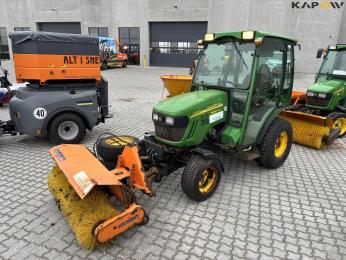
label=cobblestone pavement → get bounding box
[0,64,345,259]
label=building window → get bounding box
[0,27,9,60]
[88,27,109,37]
[151,41,202,55]
[14,27,30,31]
[119,27,140,65]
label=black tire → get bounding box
[122,60,128,68]
[256,118,293,169]
[181,155,222,202]
[48,113,86,144]
[101,62,107,70]
[139,213,149,226]
[96,135,139,162]
[328,112,346,138]
[103,159,116,171]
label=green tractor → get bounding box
[99,31,299,202]
[297,45,346,137]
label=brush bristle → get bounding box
[47,166,119,250]
[284,117,330,149]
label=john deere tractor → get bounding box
[97,31,300,202]
[293,45,346,137]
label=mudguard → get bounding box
[190,147,224,172]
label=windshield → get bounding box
[193,41,255,89]
[316,49,346,82]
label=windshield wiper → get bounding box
[217,78,240,88]
[232,42,248,70]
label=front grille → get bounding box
[154,123,187,142]
[306,96,331,107]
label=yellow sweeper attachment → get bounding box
[47,143,153,250]
[279,110,340,149]
[160,75,192,97]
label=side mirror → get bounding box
[316,49,323,58]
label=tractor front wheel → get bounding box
[256,118,293,169]
[328,112,346,138]
[181,155,222,202]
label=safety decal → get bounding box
[209,111,223,123]
[73,171,94,195]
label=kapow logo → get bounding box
[292,1,345,8]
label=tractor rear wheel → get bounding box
[181,155,222,202]
[256,118,293,169]
[48,113,86,144]
[97,135,139,167]
[328,112,346,138]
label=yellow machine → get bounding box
[48,137,153,249]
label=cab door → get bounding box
[242,38,288,147]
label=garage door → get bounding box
[150,22,207,67]
[37,22,81,34]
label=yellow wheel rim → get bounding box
[274,131,288,158]
[198,168,217,194]
[105,136,135,146]
[333,118,346,137]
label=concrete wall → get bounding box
[0,0,345,72]
[148,0,208,21]
[208,0,345,73]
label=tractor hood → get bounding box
[153,90,228,117]
[308,79,345,94]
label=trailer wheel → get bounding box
[101,62,107,70]
[181,155,222,202]
[256,118,292,169]
[328,112,346,138]
[97,135,139,162]
[48,113,86,144]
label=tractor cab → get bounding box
[191,31,296,148]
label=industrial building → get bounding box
[0,0,345,72]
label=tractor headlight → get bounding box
[318,93,327,98]
[152,113,159,121]
[204,33,214,42]
[307,92,315,97]
[165,116,174,125]
[242,31,255,40]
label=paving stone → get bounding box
[0,66,345,260]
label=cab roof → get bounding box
[213,31,297,44]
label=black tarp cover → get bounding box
[9,31,99,56]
